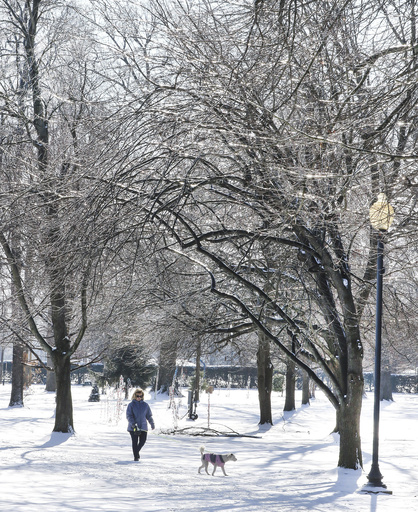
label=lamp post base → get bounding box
[367,463,385,487]
[360,482,392,495]
[360,467,392,494]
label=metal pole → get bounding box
[367,232,386,488]
[207,392,210,429]
[154,366,159,399]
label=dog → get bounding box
[198,446,237,476]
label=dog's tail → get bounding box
[200,446,205,454]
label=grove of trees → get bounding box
[1,0,418,470]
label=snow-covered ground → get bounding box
[1,383,417,511]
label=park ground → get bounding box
[0,383,417,511]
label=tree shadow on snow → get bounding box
[246,422,273,437]
[38,432,73,448]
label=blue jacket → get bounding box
[126,399,155,432]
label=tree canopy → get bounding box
[1,0,418,468]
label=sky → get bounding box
[1,383,417,511]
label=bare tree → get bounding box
[0,0,112,431]
[96,0,418,470]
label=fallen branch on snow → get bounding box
[159,424,261,438]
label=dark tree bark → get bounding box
[8,239,25,407]
[195,341,201,402]
[9,343,24,407]
[45,354,56,392]
[283,358,296,412]
[302,370,310,406]
[257,332,273,424]
[336,361,364,469]
[158,339,177,392]
[0,346,4,383]
[52,349,73,432]
[380,364,393,401]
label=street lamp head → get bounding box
[369,193,394,231]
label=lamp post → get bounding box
[366,193,394,491]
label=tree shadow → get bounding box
[38,432,73,448]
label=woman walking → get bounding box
[126,388,155,461]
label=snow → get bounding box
[1,384,417,512]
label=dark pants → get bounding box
[130,430,148,458]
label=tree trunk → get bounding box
[9,342,24,407]
[301,370,310,405]
[158,339,177,392]
[283,358,296,412]
[195,342,201,402]
[52,351,73,432]
[23,349,31,388]
[334,337,364,470]
[380,355,392,400]
[9,233,25,407]
[0,346,4,383]
[257,332,273,424]
[337,378,363,469]
[45,353,56,392]
[49,261,74,432]
[380,366,393,401]
[310,379,316,399]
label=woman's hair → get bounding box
[131,388,144,400]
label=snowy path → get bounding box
[1,385,417,511]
